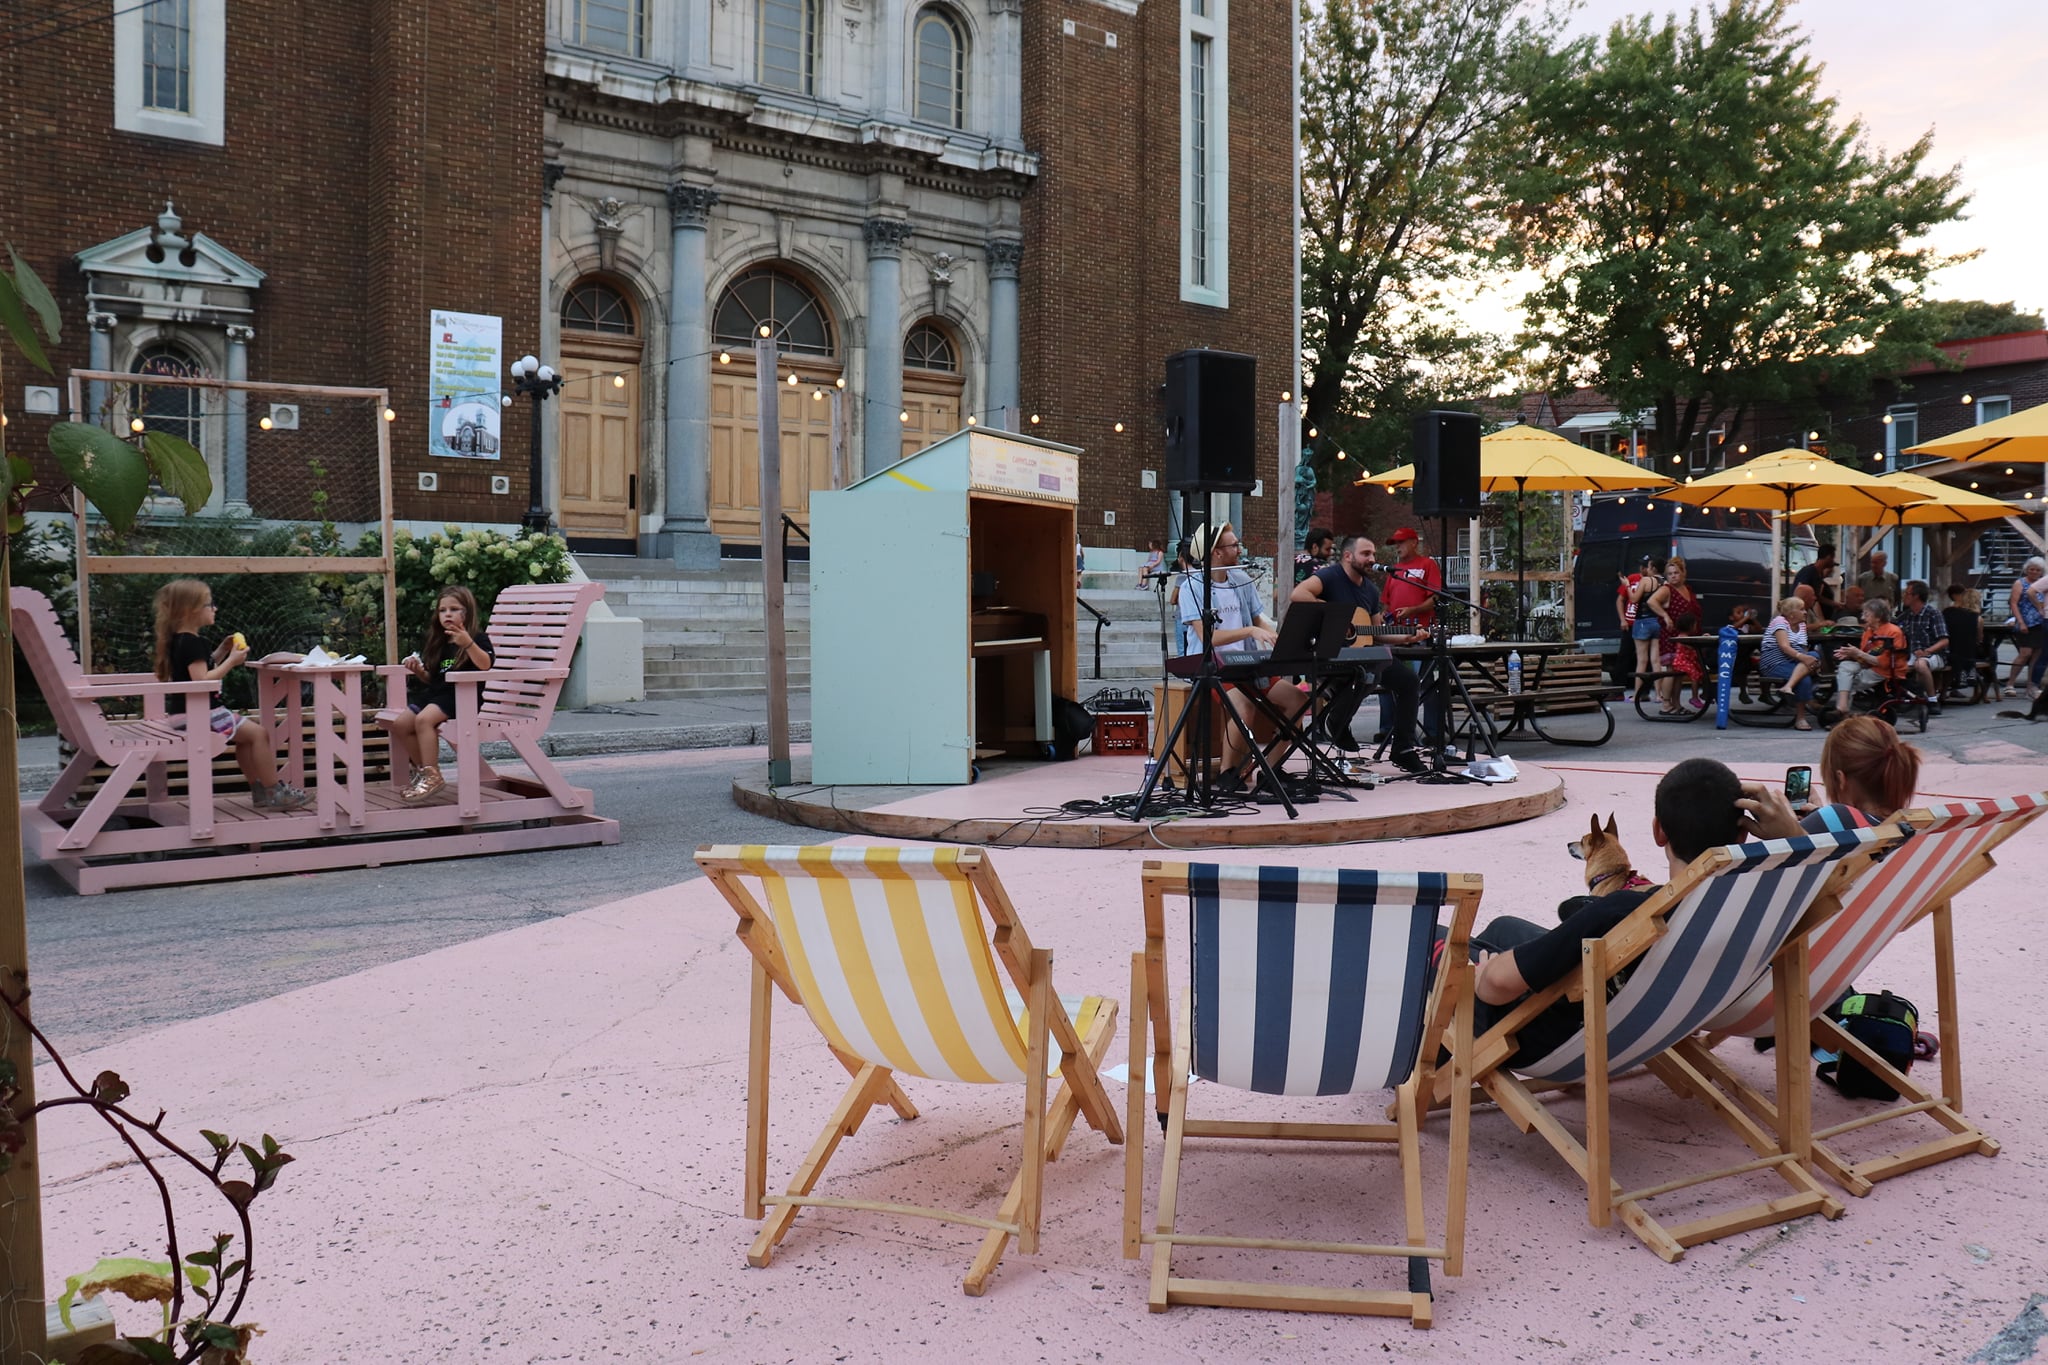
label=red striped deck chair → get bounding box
[1128,863,1482,1326]
[1436,824,1905,1261]
[1679,793,2047,1194]
[694,844,1124,1296]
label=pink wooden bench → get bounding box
[375,581,606,819]
[11,586,231,848]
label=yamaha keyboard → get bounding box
[1167,645,1392,681]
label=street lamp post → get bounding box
[508,353,562,533]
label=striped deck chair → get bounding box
[694,843,1124,1296]
[1438,825,1904,1262]
[1126,862,1482,1326]
[1678,793,2047,1195]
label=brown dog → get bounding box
[1571,814,1651,898]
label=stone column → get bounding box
[862,218,913,477]
[224,324,253,509]
[86,309,116,420]
[985,238,1022,431]
[664,182,722,567]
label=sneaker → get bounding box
[402,770,446,804]
[254,782,311,812]
[1392,747,1430,775]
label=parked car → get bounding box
[1574,497,1819,682]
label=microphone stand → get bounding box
[1380,574,1507,784]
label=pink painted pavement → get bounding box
[32,761,2048,1362]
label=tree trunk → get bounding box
[0,546,47,1359]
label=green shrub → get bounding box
[341,525,572,657]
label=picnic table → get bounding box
[1393,639,1620,747]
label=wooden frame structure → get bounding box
[15,583,618,894]
[63,369,399,667]
[694,843,1124,1296]
[1684,794,2046,1194]
[1128,862,1481,1325]
[1434,826,1905,1261]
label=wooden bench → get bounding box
[62,711,397,800]
[1458,652,1621,747]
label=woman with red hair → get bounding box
[1797,714,1923,831]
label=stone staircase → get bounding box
[586,559,1174,700]
[587,558,812,699]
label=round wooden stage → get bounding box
[732,752,1564,850]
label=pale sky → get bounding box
[1461,0,2048,334]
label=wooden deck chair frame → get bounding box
[376,582,604,820]
[694,844,1125,1296]
[1127,862,1482,1325]
[1679,794,2047,1195]
[1432,826,1905,1262]
[11,585,231,848]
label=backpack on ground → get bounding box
[1818,990,1919,1101]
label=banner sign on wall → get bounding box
[428,310,503,460]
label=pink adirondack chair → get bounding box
[11,586,230,848]
[375,581,605,819]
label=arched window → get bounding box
[713,266,835,358]
[904,321,958,372]
[561,280,636,335]
[757,0,818,95]
[130,343,207,453]
[913,8,965,129]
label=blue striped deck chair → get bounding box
[1678,792,2046,1195]
[694,843,1124,1296]
[1126,861,1483,1326]
[1440,825,1904,1262]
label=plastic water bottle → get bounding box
[1507,649,1523,695]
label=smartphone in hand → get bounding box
[1784,764,1813,808]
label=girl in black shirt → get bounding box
[383,585,495,803]
[152,578,311,811]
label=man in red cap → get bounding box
[1380,527,1443,636]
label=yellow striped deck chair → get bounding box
[695,843,1124,1296]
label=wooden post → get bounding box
[755,336,791,787]
[377,388,399,664]
[1276,400,1296,565]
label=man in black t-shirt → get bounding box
[1452,757,1803,1069]
[1793,549,1840,620]
[1290,534,1427,772]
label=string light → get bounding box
[1808,431,1820,442]
[1970,481,1980,489]
[2006,467,2016,475]
[812,389,824,401]
[1645,502,1655,511]
[1113,421,1124,432]
[1671,454,1682,464]
[612,373,626,388]
[259,416,273,431]
[1335,450,1347,461]
[899,410,909,423]
[759,324,772,338]
[718,352,731,364]
[966,415,977,426]
[835,376,846,389]
[1881,413,1893,424]
[1280,391,1293,403]
[1029,413,1040,425]
[1961,394,1973,404]
[1737,443,1748,454]
[787,373,799,386]
[130,417,145,433]
[1308,427,1319,438]
[383,407,396,422]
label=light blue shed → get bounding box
[810,429,1081,785]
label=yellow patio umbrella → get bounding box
[1788,471,2020,576]
[1662,448,1927,599]
[1901,399,2048,463]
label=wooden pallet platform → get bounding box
[22,774,619,894]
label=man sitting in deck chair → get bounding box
[1451,757,1801,1061]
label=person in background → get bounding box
[2006,557,2047,700]
[1137,537,1165,588]
[1827,597,1908,724]
[1758,595,1822,730]
[1076,535,1085,590]
[1647,556,1706,713]
[1896,579,1949,704]
[1293,526,1334,585]
[1837,583,1867,627]
[1379,527,1442,637]
[1856,549,1900,607]
[1794,548,1841,620]
[1942,584,1983,701]
[1621,555,1664,700]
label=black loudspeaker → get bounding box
[1411,410,1482,517]
[1163,349,1258,493]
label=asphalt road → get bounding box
[22,695,2048,1053]
[22,746,824,1052]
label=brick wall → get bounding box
[1021,0,1295,560]
[2,0,542,525]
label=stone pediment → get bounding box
[75,204,265,291]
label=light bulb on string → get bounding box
[1335,450,1347,461]
[835,376,846,389]
[2006,467,2016,475]
[613,374,626,388]
[1029,414,1040,425]
[1113,421,1124,433]
[1962,394,1973,404]
[259,416,273,431]
[718,352,731,364]
[787,373,798,386]
[1970,482,1980,490]
[812,390,824,401]
[1882,413,1893,424]
[966,415,977,427]
[130,417,145,433]
[1737,443,1748,454]
[383,407,397,422]
[899,411,909,423]
[1808,431,1820,442]
[759,324,772,338]
[1308,427,1318,438]
[1280,391,1292,403]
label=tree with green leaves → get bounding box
[1918,298,2043,344]
[1503,0,1969,462]
[1299,0,1564,481]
